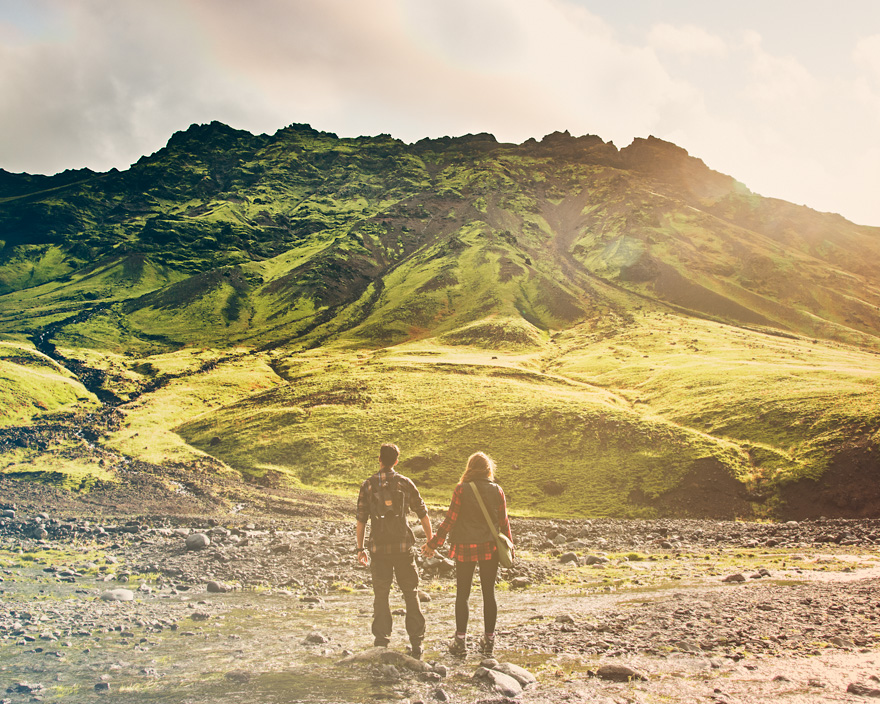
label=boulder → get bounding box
[185,533,210,551]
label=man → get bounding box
[356,443,433,659]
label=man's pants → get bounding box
[370,550,425,647]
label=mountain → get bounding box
[2,121,880,519]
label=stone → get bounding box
[848,683,880,697]
[477,668,522,697]
[555,614,575,624]
[378,664,400,680]
[583,555,609,565]
[9,683,43,694]
[206,581,231,593]
[185,533,210,551]
[418,589,432,602]
[336,647,430,673]
[492,662,537,685]
[99,589,134,602]
[94,682,110,692]
[559,552,579,564]
[673,639,703,653]
[510,577,530,589]
[303,631,329,644]
[722,573,746,583]
[596,664,647,682]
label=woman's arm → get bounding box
[424,483,463,552]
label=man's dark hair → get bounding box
[379,443,400,468]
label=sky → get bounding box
[1,1,879,225]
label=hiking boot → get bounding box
[448,635,467,657]
[478,634,495,657]
[408,643,423,660]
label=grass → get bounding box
[0,341,99,426]
[4,123,880,516]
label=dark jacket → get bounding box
[450,479,502,544]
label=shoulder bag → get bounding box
[467,482,514,568]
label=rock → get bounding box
[206,581,231,593]
[492,662,537,686]
[99,589,134,602]
[848,683,880,697]
[476,667,522,697]
[584,555,609,565]
[510,577,530,589]
[433,688,450,702]
[596,664,647,682]
[378,664,400,680]
[185,533,210,551]
[673,639,703,653]
[722,573,746,583]
[336,647,429,673]
[418,589,432,602]
[828,636,856,648]
[559,551,579,564]
[432,664,448,677]
[94,682,110,692]
[9,683,43,694]
[555,614,575,624]
[303,631,329,644]
[1,510,14,519]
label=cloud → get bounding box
[742,30,819,105]
[648,23,727,58]
[0,0,877,224]
[853,33,880,79]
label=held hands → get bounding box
[420,544,435,558]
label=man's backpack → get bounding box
[368,475,412,545]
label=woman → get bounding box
[422,452,513,657]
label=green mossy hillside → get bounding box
[0,342,99,426]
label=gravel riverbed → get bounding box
[2,505,880,703]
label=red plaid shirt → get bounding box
[426,482,513,562]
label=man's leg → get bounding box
[393,550,425,651]
[370,554,394,647]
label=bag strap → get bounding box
[468,482,501,541]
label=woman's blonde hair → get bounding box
[459,452,496,484]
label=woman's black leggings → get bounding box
[455,555,498,634]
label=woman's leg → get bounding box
[455,560,478,633]
[478,555,499,634]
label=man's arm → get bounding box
[405,477,432,541]
[419,513,433,542]
[356,520,368,565]
[355,480,370,566]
